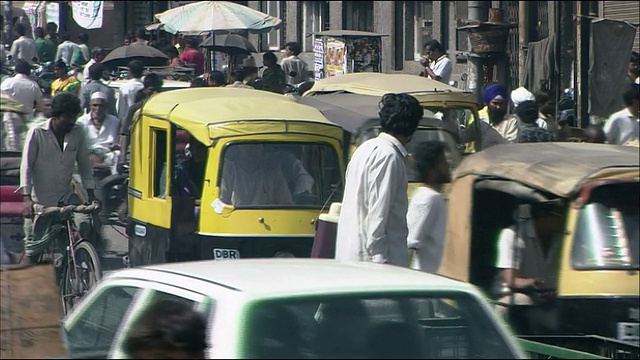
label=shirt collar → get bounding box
[14,73,29,80]
[378,132,408,157]
[434,54,447,63]
[623,107,639,120]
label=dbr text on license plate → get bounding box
[213,248,240,260]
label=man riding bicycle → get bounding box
[18,92,101,264]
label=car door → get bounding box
[63,280,145,359]
[108,281,214,359]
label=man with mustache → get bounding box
[19,92,100,264]
[481,83,521,143]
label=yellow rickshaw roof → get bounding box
[304,73,479,105]
[454,142,640,198]
[141,88,343,144]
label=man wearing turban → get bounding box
[480,83,520,143]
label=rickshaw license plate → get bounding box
[213,248,240,260]
[617,322,640,343]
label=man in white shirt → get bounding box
[82,47,106,88]
[116,60,145,121]
[77,92,121,175]
[10,23,37,65]
[19,92,100,263]
[603,83,639,145]
[420,40,453,84]
[55,33,79,66]
[335,93,423,267]
[281,42,309,85]
[407,141,451,273]
[1,59,42,151]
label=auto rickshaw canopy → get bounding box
[296,93,443,134]
[304,73,479,105]
[454,142,640,198]
[140,88,344,146]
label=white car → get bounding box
[62,259,525,359]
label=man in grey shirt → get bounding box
[19,92,101,263]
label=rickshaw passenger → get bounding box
[495,204,564,332]
[220,144,293,206]
[264,147,315,196]
[174,137,207,198]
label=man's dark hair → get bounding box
[54,59,68,71]
[91,47,105,58]
[413,141,446,183]
[14,59,31,75]
[378,93,423,137]
[60,32,70,42]
[534,91,552,105]
[208,71,226,86]
[263,51,277,64]
[34,27,45,39]
[143,72,164,92]
[631,51,640,64]
[51,92,81,117]
[231,69,245,83]
[128,60,144,79]
[122,299,208,358]
[78,33,89,44]
[190,77,208,87]
[45,22,57,33]
[125,32,135,43]
[88,63,104,81]
[15,23,26,36]
[622,83,640,106]
[424,39,444,53]
[285,42,302,56]
[136,27,147,41]
[514,100,539,125]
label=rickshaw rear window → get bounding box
[571,183,640,270]
[219,142,342,209]
[242,292,516,359]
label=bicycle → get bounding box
[31,203,102,315]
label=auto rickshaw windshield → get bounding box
[571,182,640,270]
[218,141,342,209]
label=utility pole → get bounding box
[575,1,590,128]
[518,1,529,87]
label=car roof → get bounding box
[110,259,475,297]
[106,79,191,89]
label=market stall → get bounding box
[313,30,387,80]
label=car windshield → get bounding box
[242,293,516,359]
[572,183,640,270]
[219,142,342,209]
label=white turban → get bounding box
[90,91,107,101]
[510,87,535,107]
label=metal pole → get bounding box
[518,1,529,87]
[576,1,590,128]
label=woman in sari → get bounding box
[50,60,80,96]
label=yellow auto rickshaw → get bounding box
[301,73,483,195]
[440,142,639,342]
[127,88,345,266]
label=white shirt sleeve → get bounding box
[603,116,618,144]
[496,227,522,269]
[363,154,401,263]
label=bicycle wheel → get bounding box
[60,240,103,315]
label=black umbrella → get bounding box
[199,33,257,55]
[101,43,169,68]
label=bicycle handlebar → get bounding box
[33,203,100,216]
